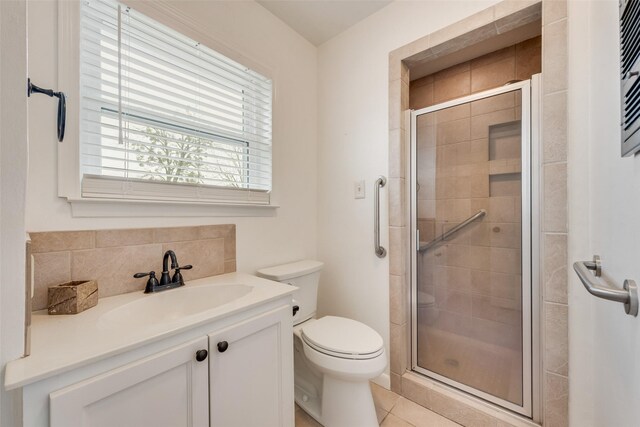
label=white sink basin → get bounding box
[98,284,253,328]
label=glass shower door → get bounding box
[410,82,532,416]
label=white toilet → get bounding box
[257,260,386,427]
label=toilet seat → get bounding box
[301,316,384,360]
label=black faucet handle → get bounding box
[134,271,154,278]
[172,265,192,286]
[133,271,160,293]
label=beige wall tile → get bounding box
[490,247,521,274]
[487,196,518,223]
[543,162,567,232]
[544,233,568,304]
[153,226,200,243]
[494,0,540,21]
[390,322,408,374]
[433,61,470,81]
[470,108,516,139]
[32,252,71,311]
[543,18,568,94]
[428,7,495,49]
[543,91,568,163]
[471,46,514,69]
[389,178,406,227]
[545,302,568,375]
[434,265,472,292]
[30,231,95,253]
[198,224,235,240]
[437,118,471,145]
[389,129,406,179]
[471,270,522,301]
[544,372,569,426]
[410,82,433,110]
[543,0,567,25]
[162,239,225,280]
[471,92,516,117]
[72,244,162,297]
[435,102,470,124]
[390,372,402,394]
[390,226,407,276]
[390,79,404,131]
[436,287,472,314]
[96,228,154,248]
[472,293,522,326]
[224,234,236,262]
[390,274,408,325]
[516,36,542,80]
[471,57,516,93]
[224,260,236,274]
[433,72,471,104]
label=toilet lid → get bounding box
[301,316,384,359]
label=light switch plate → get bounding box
[354,180,365,199]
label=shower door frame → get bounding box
[409,79,539,418]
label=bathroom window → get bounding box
[77,0,272,205]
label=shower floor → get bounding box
[417,326,522,405]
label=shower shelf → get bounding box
[488,159,521,175]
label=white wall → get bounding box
[316,0,501,380]
[567,1,640,426]
[26,0,318,273]
[1,1,28,425]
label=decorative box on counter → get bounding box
[48,280,98,315]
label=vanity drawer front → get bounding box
[49,336,209,427]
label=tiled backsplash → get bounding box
[28,225,236,311]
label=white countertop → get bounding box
[4,273,295,390]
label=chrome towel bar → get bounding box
[418,209,486,253]
[573,255,638,316]
[374,176,386,258]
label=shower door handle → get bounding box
[374,176,387,258]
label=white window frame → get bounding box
[58,0,278,217]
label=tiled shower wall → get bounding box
[389,1,569,425]
[28,225,236,311]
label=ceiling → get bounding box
[257,0,393,46]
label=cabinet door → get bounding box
[50,336,209,427]
[209,305,294,427]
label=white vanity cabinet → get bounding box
[209,306,292,427]
[49,336,210,427]
[15,287,294,427]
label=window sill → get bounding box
[67,197,279,218]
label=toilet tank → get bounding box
[256,260,323,325]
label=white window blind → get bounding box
[79,0,272,204]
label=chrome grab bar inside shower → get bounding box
[418,209,486,253]
[573,255,638,316]
[374,176,387,258]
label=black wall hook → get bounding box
[27,78,66,142]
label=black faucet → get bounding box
[134,250,192,293]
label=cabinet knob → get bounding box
[292,305,300,316]
[195,349,208,362]
[217,341,229,353]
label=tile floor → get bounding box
[295,382,461,427]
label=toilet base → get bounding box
[319,376,378,427]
